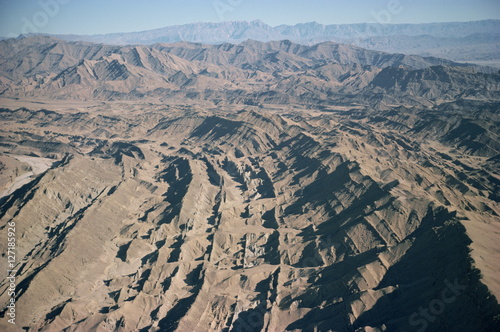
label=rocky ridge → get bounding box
[0,35,499,331]
[0,37,498,106]
[0,101,498,331]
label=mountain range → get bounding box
[0,31,499,331]
[1,36,498,107]
[42,20,500,64]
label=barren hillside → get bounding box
[0,36,499,331]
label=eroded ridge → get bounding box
[0,105,499,331]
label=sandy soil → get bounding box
[0,155,55,199]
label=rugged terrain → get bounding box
[46,20,500,65]
[0,36,499,331]
[0,36,498,104]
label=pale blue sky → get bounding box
[0,0,499,37]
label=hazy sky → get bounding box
[0,0,499,37]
